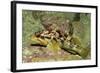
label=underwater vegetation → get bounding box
[22,10,91,63]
